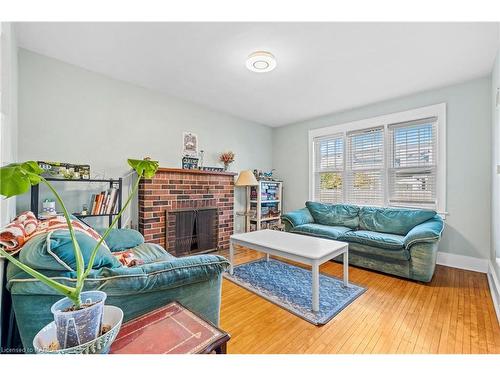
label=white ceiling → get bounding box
[15,22,499,127]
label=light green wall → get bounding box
[273,77,492,260]
[17,49,273,232]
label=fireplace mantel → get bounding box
[156,167,237,177]
[138,167,235,253]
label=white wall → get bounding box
[17,49,273,232]
[0,21,19,351]
[273,77,492,261]
[490,28,500,312]
[1,23,18,226]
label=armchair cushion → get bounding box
[18,230,122,272]
[281,207,314,228]
[305,201,360,229]
[404,215,444,248]
[96,228,145,251]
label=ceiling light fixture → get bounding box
[246,51,276,73]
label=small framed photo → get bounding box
[183,132,198,156]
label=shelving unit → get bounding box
[30,177,122,228]
[246,180,283,232]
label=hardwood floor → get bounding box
[217,247,500,354]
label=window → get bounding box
[346,127,384,206]
[388,117,437,208]
[313,134,344,203]
[309,104,446,212]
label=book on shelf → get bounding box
[89,188,119,216]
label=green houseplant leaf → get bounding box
[0,162,44,198]
[127,159,159,179]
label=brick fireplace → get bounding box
[138,168,236,255]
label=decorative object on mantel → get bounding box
[182,156,199,170]
[182,132,198,156]
[199,166,224,172]
[235,170,259,232]
[198,150,205,168]
[219,151,235,171]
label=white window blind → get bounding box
[388,117,437,209]
[345,126,385,205]
[313,134,344,203]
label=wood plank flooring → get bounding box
[217,247,500,354]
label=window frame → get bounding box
[308,103,447,215]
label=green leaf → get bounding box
[128,158,159,178]
[0,162,43,198]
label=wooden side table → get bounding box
[109,301,230,354]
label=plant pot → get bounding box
[51,290,107,349]
[34,305,123,354]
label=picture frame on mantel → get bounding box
[182,132,198,156]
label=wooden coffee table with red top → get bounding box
[109,301,230,354]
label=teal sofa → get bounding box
[282,202,444,282]
[5,229,229,351]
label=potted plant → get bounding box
[219,151,235,171]
[0,158,159,350]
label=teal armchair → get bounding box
[6,232,229,351]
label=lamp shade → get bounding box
[235,170,258,186]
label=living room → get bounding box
[1,1,500,369]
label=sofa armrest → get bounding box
[7,254,230,295]
[404,215,444,249]
[281,208,314,229]
[97,254,230,294]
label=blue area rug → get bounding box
[224,258,366,325]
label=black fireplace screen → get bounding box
[172,208,218,256]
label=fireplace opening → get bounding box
[169,207,218,257]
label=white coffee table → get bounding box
[229,229,349,312]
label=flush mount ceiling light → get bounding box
[246,51,277,73]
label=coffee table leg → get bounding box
[229,241,234,275]
[312,261,320,312]
[343,250,349,287]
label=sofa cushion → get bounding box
[19,230,122,272]
[96,228,145,252]
[359,206,437,236]
[291,223,352,240]
[348,242,410,261]
[305,201,360,229]
[339,230,405,250]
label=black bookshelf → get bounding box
[30,177,123,228]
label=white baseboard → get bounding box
[487,261,500,325]
[436,252,489,273]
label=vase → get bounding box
[224,163,230,171]
[51,290,107,349]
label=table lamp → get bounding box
[235,170,259,232]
